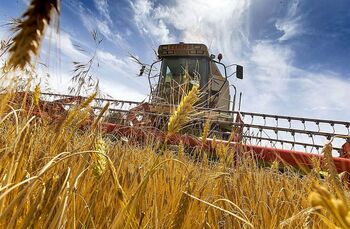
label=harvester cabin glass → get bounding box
[156,43,229,110]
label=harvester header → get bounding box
[158,43,209,57]
[18,41,350,174]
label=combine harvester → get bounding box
[39,42,350,173]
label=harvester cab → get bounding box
[143,42,243,112]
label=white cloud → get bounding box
[298,72,350,118]
[275,0,303,41]
[276,17,302,41]
[96,50,149,94]
[241,42,350,120]
[39,28,146,101]
[96,19,124,44]
[78,6,126,50]
[43,69,145,101]
[239,42,294,113]
[93,0,112,23]
[43,27,88,61]
[152,0,251,61]
[96,50,131,78]
[35,48,146,101]
[98,77,146,101]
[131,0,175,44]
[57,31,88,60]
[64,0,126,49]
[97,50,127,68]
[93,50,147,100]
[90,0,127,47]
[128,0,350,121]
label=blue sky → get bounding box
[0,0,350,120]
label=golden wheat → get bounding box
[171,184,192,229]
[7,0,60,70]
[309,184,350,228]
[92,136,108,178]
[1,1,349,227]
[0,110,347,228]
[33,83,40,107]
[321,142,347,203]
[201,118,210,145]
[168,85,199,134]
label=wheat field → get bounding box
[0,102,349,228]
[1,0,350,228]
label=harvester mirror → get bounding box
[139,65,146,76]
[218,53,223,62]
[236,65,243,79]
[210,54,216,59]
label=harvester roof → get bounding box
[158,42,209,58]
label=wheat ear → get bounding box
[92,136,108,178]
[167,86,199,134]
[309,184,350,228]
[7,0,60,70]
[33,84,41,107]
[201,119,210,145]
[322,142,346,202]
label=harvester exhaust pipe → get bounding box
[231,84,237,112]
[238,92,242,111]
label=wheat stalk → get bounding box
[201,119,210,145]
[33,84,40,107]
[171,185,192,229]
[167,86,199,134]
[91,101,109,130]
[62,92,96,128]
[92,136,108,178]
[178,140,185,158]
[309,184,350,228]
[7,0,60,70]
[321,142,347,202]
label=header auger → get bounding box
[9,42,350,173]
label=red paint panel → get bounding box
[102,123,350,173]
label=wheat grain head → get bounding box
[167,86,199,135]
[6,0,59,70]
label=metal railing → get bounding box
[40,92,350,155]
